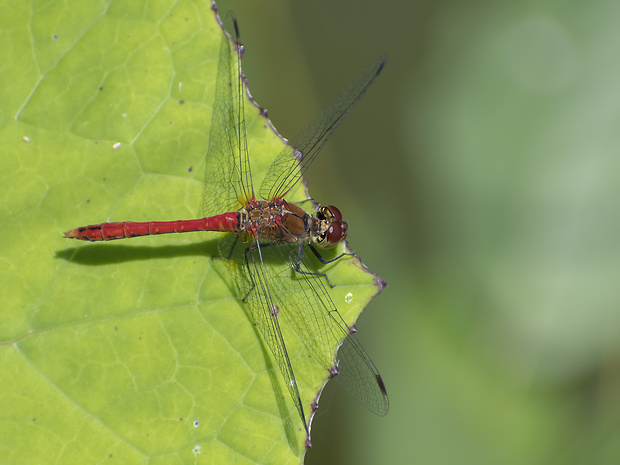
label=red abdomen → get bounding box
[64,213,240,241]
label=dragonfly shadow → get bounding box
[55,239,220,266]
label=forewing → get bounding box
[259,56,386,201]
[202,14,253,217]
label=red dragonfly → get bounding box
[64,14,388,434]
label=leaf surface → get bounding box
[0,1,383,463]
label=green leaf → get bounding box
[0,0,383,464]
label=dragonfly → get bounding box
[64,14,388,435]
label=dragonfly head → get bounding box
[314,205,348,248]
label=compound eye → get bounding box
[318,205,342,222]
[325,205,342,222]
[315,205,347,247]
[327,205,342,223]
[325,220,348,247]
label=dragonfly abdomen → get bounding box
[63,212,240,241]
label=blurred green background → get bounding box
[216,0,620,464]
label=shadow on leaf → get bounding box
[55,239,221,265]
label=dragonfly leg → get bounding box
[241,245,258,303]
[240,240,290,301]
[225,234,241,260]
[308,243,350,265]
[292,243,341,287]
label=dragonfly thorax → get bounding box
[240,198,310,244]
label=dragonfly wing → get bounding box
[202,13,253,217]
[332,329,389,416]
[280,242,389,416]
[259,56,386,202]
[219,234,309,431]
[231,236,390,417]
